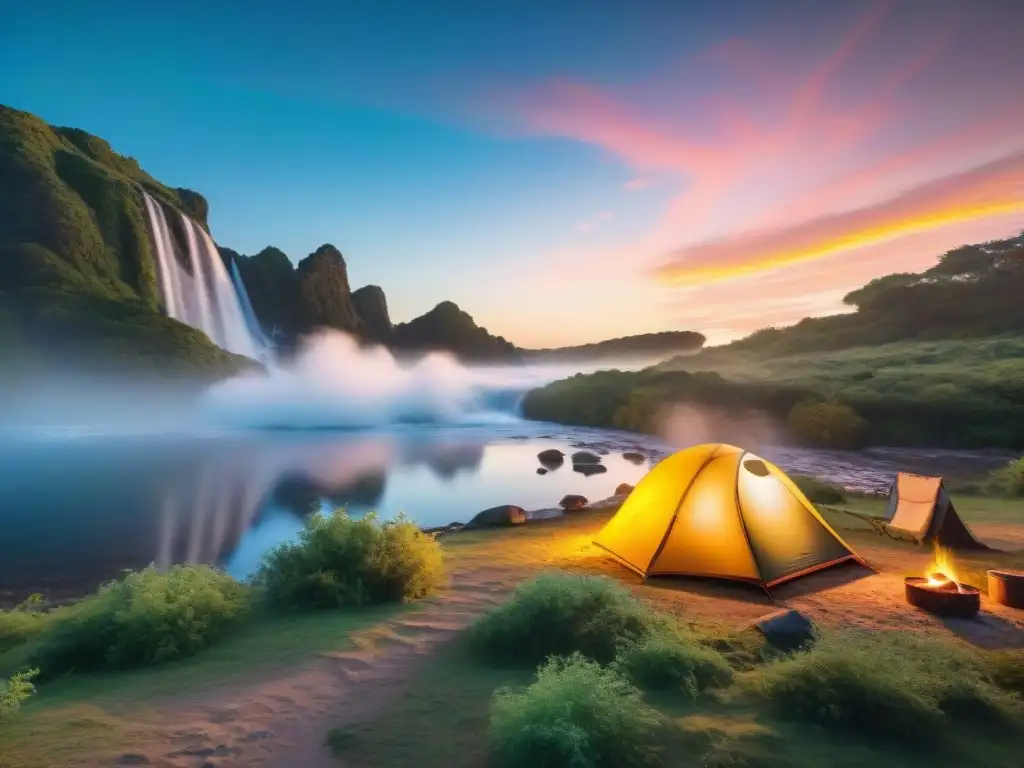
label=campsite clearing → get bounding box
[2,495,1023,768]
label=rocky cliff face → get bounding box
[391,300,520,361]
[295,244,363,335]
[351,284,392,343]
[0,103,250,376]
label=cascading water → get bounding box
[230,258,272,349]
[141,189,263,359]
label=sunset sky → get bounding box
[4,0,1024,346]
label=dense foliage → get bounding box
[25,565,251,679]
[255,511,446,610]
[612,625,733,698]
[790,475,848,504]
[522,335,1024,449]
[488,654,663,768]
[986,457,1024,497]
[0,104,249,376]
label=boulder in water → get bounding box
[573,463,607,476]
[623,451,645,464]
[536,468,547,475]
[559,494,588,511]
[538,449,565,466]
[465,505,527,528]
[615,483,634,496]
[571,451,602,465]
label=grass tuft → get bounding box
[254,511,446,611]
[613,625,734,698]
[489,653,663,768]
[466,572,659,666]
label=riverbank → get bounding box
[2,494,1022,767]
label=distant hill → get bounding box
[526,331,705,363]
[391,301,520,361]
[662,232,1024,367]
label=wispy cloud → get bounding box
[576,210,614,233]
[462,1,1024,336]
[658,151,1024,285]
[624,177,652,190]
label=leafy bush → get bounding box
[787,400,867,448]
[752,631,1021,745]
[488,653,663,768]
[0,669,38,727]
[467,573,659,666]
[986,457,1024,497]
[790,475,847,505]
[0,594,48,653]
[255,511,445,611]
[613,626,733,698]
[27,565,251,678]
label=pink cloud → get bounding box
[624,177,652,190]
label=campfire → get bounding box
[905,544,980,618]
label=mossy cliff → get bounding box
[0,103,252,377]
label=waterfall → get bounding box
[230,257,271,349]
[141,189,263,359]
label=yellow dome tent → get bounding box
[594,443,867,591]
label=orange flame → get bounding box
[925,542,963,593]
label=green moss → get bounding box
[0,103,247,374]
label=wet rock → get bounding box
[623,451,645,464]
[615,483,635,496]
[538,449,565,466]
[571,451,602,464]
[754,609,815,652]
[573,463,607,476]
[559,494,589,511]
[536,468,547,475]
[466,505,527,528]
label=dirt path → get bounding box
[119,565,520,768]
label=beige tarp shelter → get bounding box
[594,443,867,591]
[883,472,989,550]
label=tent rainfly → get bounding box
[883,472,990,550]
[594,443,868,591]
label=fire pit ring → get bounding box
[905,577,980,619]
[987,570,1024,610]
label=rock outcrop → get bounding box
[466,504,527,528]
[295,244,363,335]
[559,494,588,511]
[351,284,392,343]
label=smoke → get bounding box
[656,403,783,451]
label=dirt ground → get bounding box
[53,508,1024,768]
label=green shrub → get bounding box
[255,511,445,611]
[787,400,867,448]
[467,573,658,666]
[752,631,1021,745]
[0,595,49,653]
[613,626,733,697]
[0,668,38,727]
[986,457,1024,497]
[790,475,847,504]
[27,565,250,678]
[489,653,663,768]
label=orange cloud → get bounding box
[658,151,1024,286]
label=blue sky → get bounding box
[4,1,1022,346]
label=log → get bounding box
[987,570,1024,610]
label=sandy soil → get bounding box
[95,509,1024,768]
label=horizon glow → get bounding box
[2,0,1023,347]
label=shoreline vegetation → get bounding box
[520,232,1024,451]
[1,490,1022,767]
